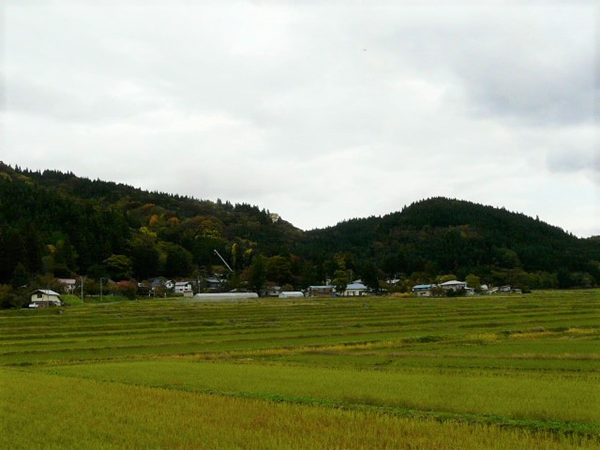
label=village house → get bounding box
[57,278,77,294]
[205,276,225,291]
[30,289,62,307]
[174,281,194,297]
[439,280,467,291]
[412,284,437,297]
[412,280,475,297]
[340,281,368,297]
[439,280,475,295]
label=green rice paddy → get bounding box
[1,290,599,449]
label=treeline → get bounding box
[1,163,599,307]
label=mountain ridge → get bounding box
[1,162,598,296]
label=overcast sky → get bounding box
[2,1,599,237]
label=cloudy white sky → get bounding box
[2,1,599,236]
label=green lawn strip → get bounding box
[256,351,600,373]
[3,368,597,450]
[5,304,594,341]
[0,330,410,366]
[2,307,595,340]
[216,336,600,370]
[17,363,599,439]
[10,340,598,374]
[33,359,600,431]
[2,292,591,320]
[394,337,600,358]
[3,319,597,368]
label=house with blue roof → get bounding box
[412,284,437,297]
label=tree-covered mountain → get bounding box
[1,162,598,304]
[0,162,301,282]
[299,198,600,289]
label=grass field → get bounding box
[1,290,599,449]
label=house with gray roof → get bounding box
[30,289,62,307]
[340,281,368,297]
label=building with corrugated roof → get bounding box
[340,282,368,297]
[412,284,437,297]
[30,289,62,307]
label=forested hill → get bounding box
[0,163,301,283]
[300,198,600,288]
[1,162,599,295]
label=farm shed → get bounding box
[30,289,62,307]
[307,285,335,297]
[278,291,304,299]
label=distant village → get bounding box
[27,275,522,308]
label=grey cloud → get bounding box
[546,145,600,187]
[4,2,599,237]
[6,76,165,124]
[459,50,596,126]
[373,5,597,126]
[547,150,594,173]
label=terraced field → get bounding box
[1,290,599,449]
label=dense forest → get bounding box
[1,162,598,306]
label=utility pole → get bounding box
[213,249,234,273]
[100,278,104,302]
[80,276,85,303]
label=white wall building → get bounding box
[174,282,194,297]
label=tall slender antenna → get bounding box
[213,249,234,273]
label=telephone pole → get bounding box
[80,276,85,303]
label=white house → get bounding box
[439,280,467,291]
[174,282,194,297]
[340,282,368,297]
[30,289,62,307]
[412,280,473,297]
[57,278,77,294]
